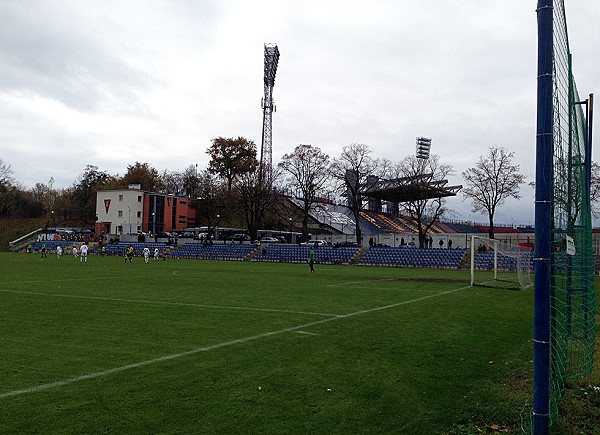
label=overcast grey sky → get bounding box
[1,0,599,226]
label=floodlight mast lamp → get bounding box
[416,137,432,159]
[260,43,280,181]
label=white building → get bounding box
[96,186,144,236]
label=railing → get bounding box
[9,228,44,250]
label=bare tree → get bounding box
[159,165,200,197]
[462,146,525,239]
[0,158,14,191]
[195,169,228,240]
[29,177,59,216]
[236,161,280,240]
[180,164,201,198]
[159,169,184,196]
[591,161,600,219]
[395,154,454,248]
[330,143,379,245]
[278,144,330,241]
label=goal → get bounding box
[470,235,533,290]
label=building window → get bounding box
[137,211,142,218]
[119,195,123,202]
[118,210,123,218]
[138,195,142,202]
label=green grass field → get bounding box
[0,252,598,434]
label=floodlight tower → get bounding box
[416,137,432,159]
[260,43,280,180]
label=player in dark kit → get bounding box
[308,247,315,273]
[125,246,134,263]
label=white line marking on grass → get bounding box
[0,274,167,286]
[326,279,465,291]
[326,281,366,287]
[0,284,471,399]
[296,331,317,335]
[0,288,339,317]
[327,285,440,292]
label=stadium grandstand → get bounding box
[11,209,583,277]
[8,183,588,274]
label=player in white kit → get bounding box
[80,243,88,263]
[143,246,150,263]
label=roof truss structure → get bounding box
[362,175,462,203]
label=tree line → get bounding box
[3,139,575,245]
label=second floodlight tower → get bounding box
[260,43,280,181]
[416,137,432,159]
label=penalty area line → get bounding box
[0,284,470,400]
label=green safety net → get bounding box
[522,0,596,432]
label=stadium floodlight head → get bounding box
[416,137,432,159]
[264,43,280,87]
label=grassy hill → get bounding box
[0,217,95,251]
[0,217,47,251]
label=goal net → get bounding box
[470,235,533,290]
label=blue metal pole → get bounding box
[533,0,553,433]
[585,94,594,339]
[586,94,593,200]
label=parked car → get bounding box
[300,240,327,246]
[231,234,251,242]
[260,237,280,243]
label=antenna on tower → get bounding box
[260,43,280,181]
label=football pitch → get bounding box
[1,252,537,433]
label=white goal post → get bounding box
[470,235,533,290]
